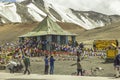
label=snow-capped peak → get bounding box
[0,0,25,2]
[0,3,21,22]
[0,0,120,30]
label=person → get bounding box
[114,53,120,78]
[50,56,55,74]
[77,51,80,62]
[23,53,30,75]
[44,55,49,74]
[0,46,2,52]
[7,60,17,73]
[77,59,83,76]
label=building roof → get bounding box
[19,16,76,37]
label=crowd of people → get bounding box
[0,39,120,77]
[0,38,90,64]
[0,39,85,75]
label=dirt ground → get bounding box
[2,56,115,77]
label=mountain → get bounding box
[0,0,25,2]
[0,0,120,30]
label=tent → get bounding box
[19,16,77,50]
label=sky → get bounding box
[46,0,120,15]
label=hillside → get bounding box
[0,22,38,43]
[0,22,83,43]
[77,21,120,44]
[0,21,120,46]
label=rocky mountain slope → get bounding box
[0,0,120,29]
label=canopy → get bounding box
[19,16,76,37]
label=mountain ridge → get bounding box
[0,0,120,30]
